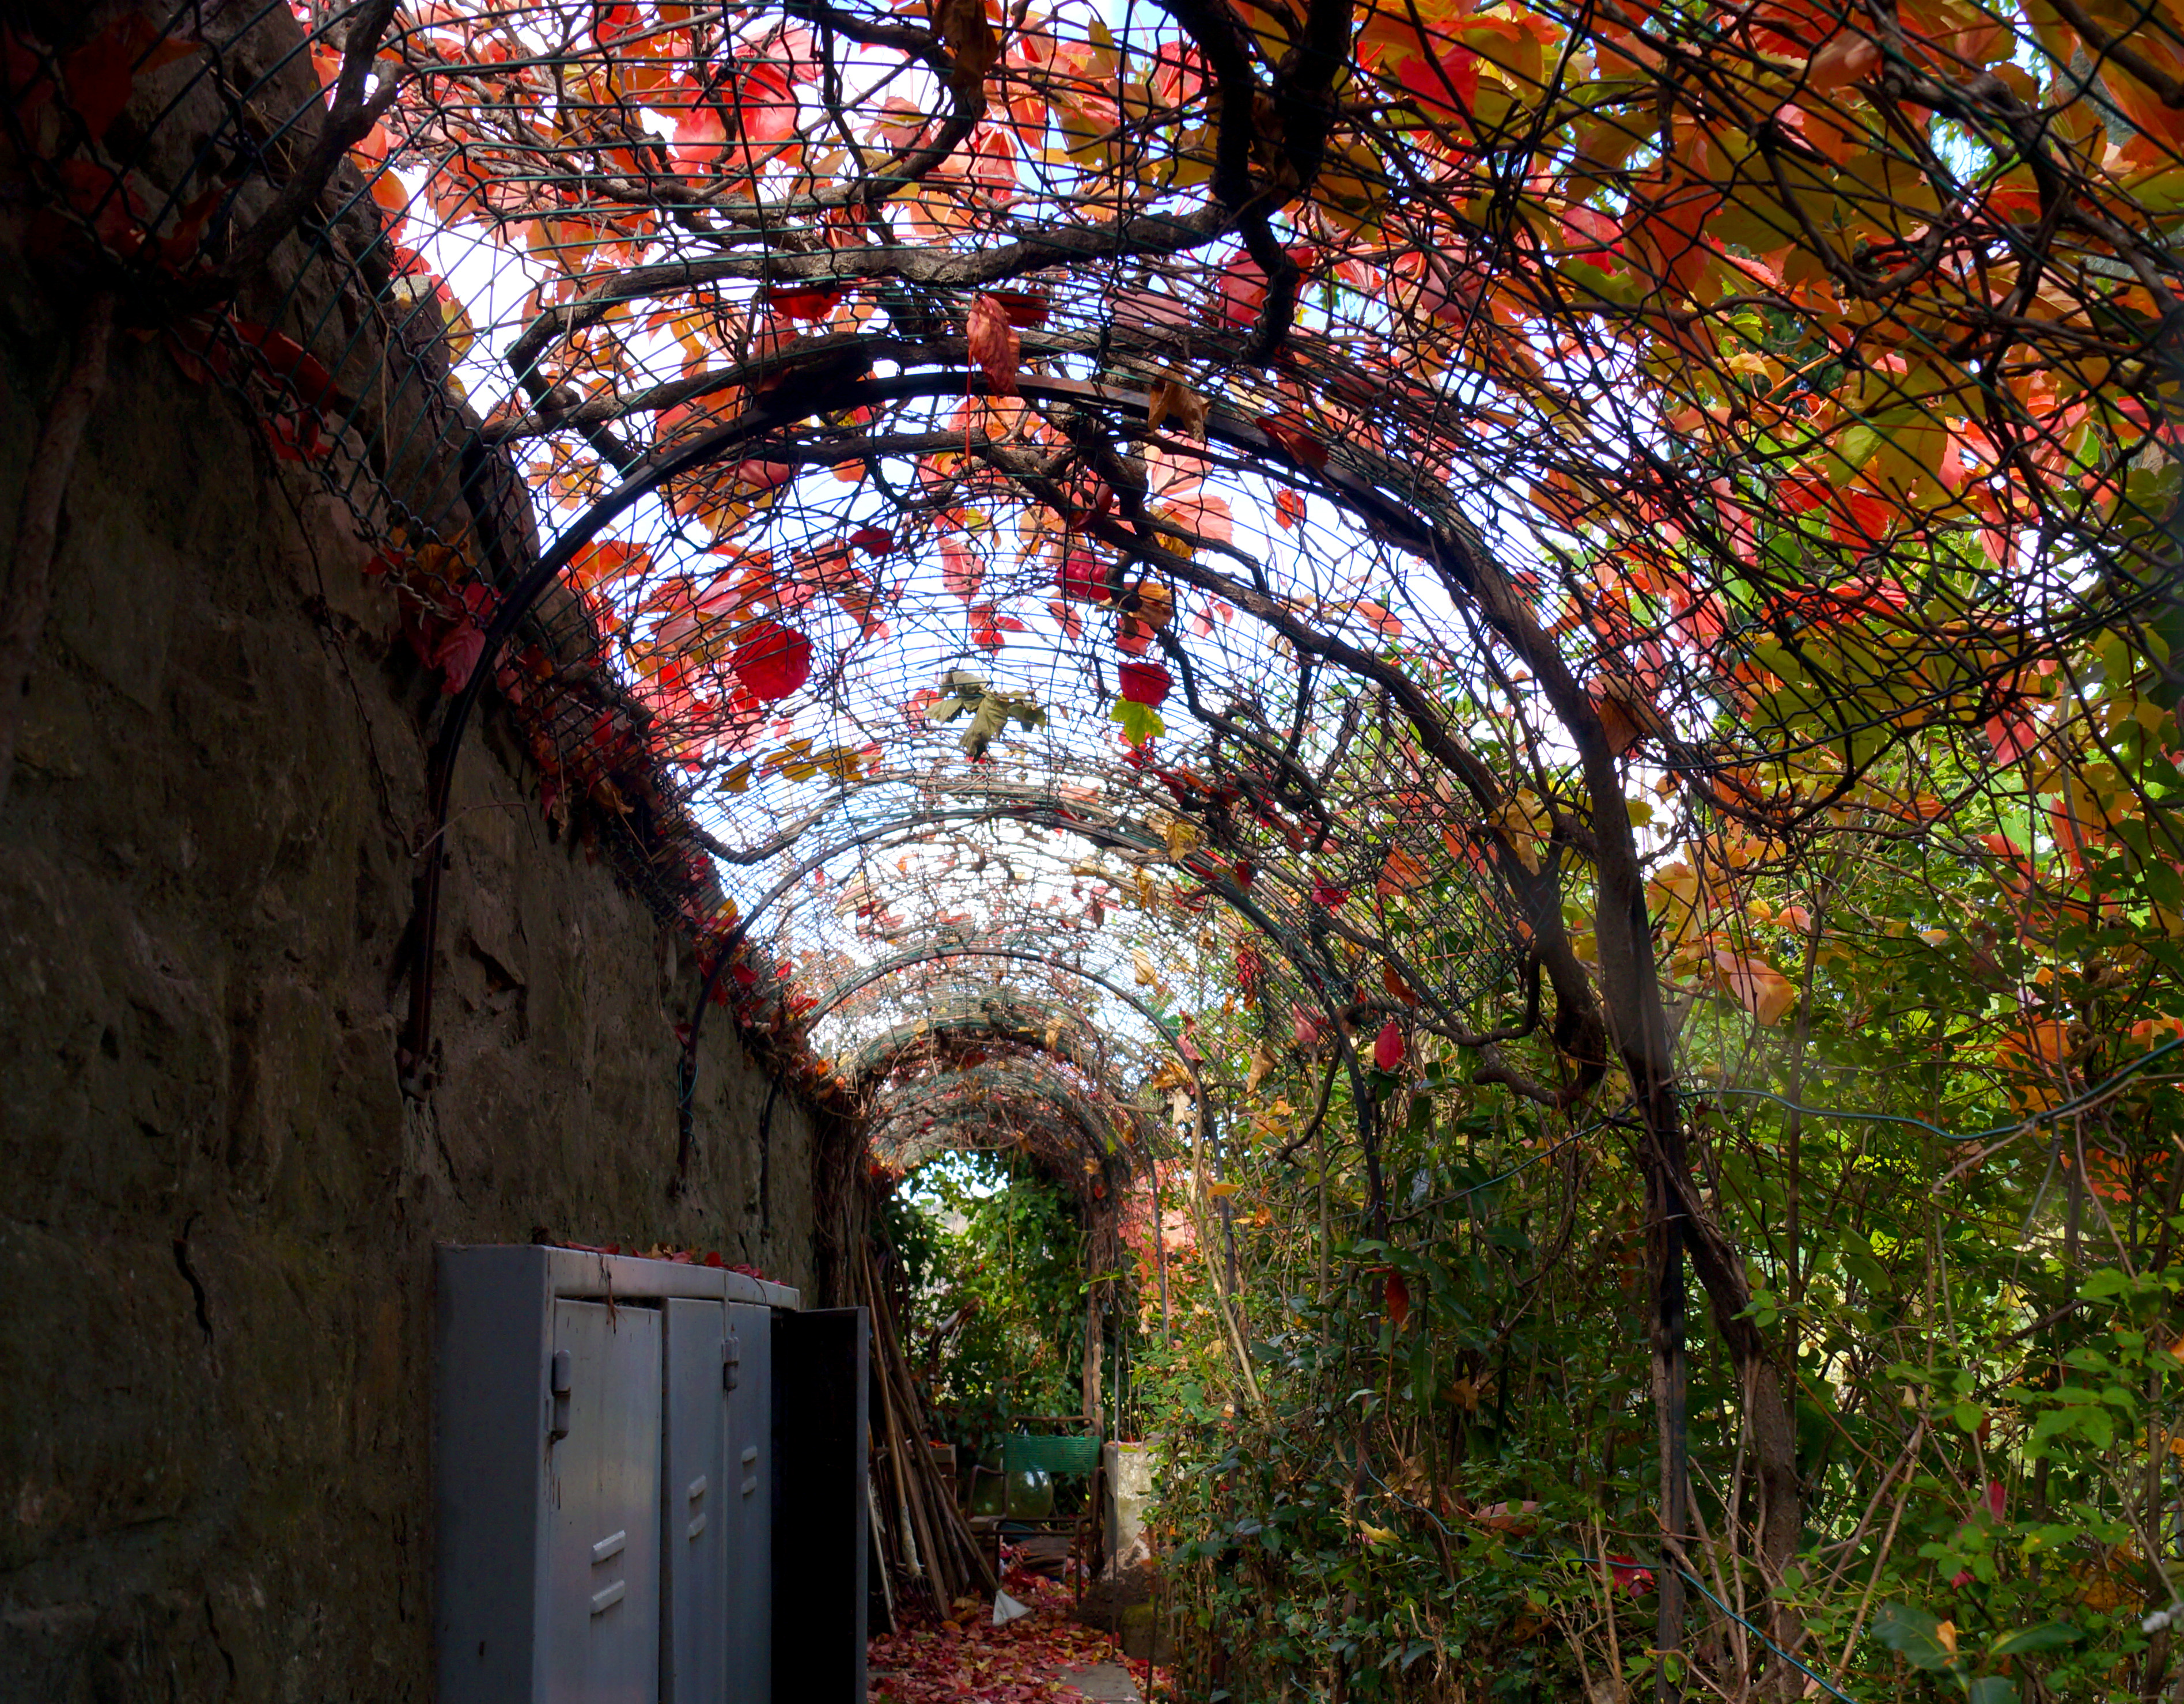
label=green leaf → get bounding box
[1875,1602,1955,1672]
[1110,696,1165,747]
[1988,1620,2080,1657]
[1965,1678,2019,1704]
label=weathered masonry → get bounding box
[0,6,846,1697]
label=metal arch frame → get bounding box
[839,997,1112,1090]
[669,775,1371,1179]
[870,1104,1155,1182]
[398,346,1502,1090]
[389,352,1423,1282]
[863,1059,1137,1168]
[752,945,1194,1333]
[763,945,1194,1154]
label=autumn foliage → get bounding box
[9,0,2184,1694]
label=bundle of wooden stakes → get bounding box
[856,1243,997,1614]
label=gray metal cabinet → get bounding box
[435,1245,800,1704]
[544,1298,663,1704]
[721,1301,773,1704]
[662,1297,726,1704]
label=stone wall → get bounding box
[0,209,832,1704]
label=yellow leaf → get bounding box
[1489,790,1550,873]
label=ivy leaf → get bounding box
[1110,695,1165,747]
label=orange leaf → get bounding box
[1713,948,1796,1025]
[1377,846,1430,895]
[966,293,1020,396]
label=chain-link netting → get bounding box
[12,0,2178,1174]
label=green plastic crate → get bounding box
[1003,1432,1102,1476]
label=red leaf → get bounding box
[1055,550,1109,603]
[1259,414,1330,471]
[429,586,497,695]
[1985,710,2038,765]
[1373,1018,1405,1071]
[730,619,812,701]
[1309,874,1348,908]
[768,283,844,321]
[728,459,797,493]
[1608,1554,1656,1596]
[1384,1271,1410,1330]
[989,289,1050,328]
[1592,691,1645,758]
[432,621,487,694]
[966,293,1020,396]
[849,525,895,556]
[230,320,337,407]
[65,17,200,143]
[1116,661,1171,707]
[1274,487,1307,531]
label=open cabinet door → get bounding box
[771,1307,869,1703]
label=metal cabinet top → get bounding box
[437,1243,801,1312]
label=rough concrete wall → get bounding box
[0,268,830,1704]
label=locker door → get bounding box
[771,1308,868,1704]
[543,1299,662,1704]
[663,1298,728,1704]
[721,1302,773,1704]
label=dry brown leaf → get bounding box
[1148,377,1209,440]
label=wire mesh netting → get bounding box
[9,0,2181,1151]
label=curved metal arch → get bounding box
[840,995,1109,1090]
[747,943,1188,1332]
[871,1103,1153,1180]
[803,946,1203,1090]
[865,1058,1142,1169]
[693,766,1389,1033]
[400,346,1508,1088]
[741,945,1202,1172]
[670,772,1377,1179]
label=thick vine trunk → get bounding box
[1448,547,1807,1702]
[1680,1202,1806,1698]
